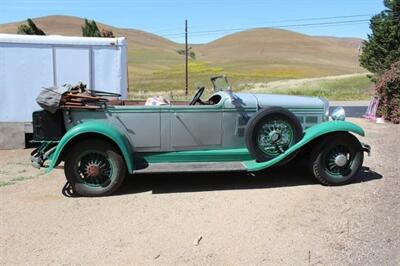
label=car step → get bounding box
[134,162,247,174]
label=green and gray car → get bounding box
[31,76,371,196]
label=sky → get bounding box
[0,0,385,43]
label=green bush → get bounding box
[82,19,114,38]
[17,18,45,35]
[375,61,400,124]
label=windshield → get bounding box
[211,75,231,92]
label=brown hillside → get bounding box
[319,36,363,48]
[196,28,362,73]
[0,15,179,51]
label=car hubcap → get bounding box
[334,154,348,167]
[257,119,294,157]
[269,131,281,142]
[325,145,351,176]
[87,164,100,177]
[77,152,112,186]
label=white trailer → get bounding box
[0,34,128,149]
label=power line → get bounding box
[153,14,374,34]
[161,16,400,39]
[173,23,368,39]
[161,19,371,38]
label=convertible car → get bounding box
[31,76,370,196]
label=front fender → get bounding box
[47,121,134,173]
[243,120,365,171]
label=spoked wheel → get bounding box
[77,151,113,187]
[245,107,303,162]
[256,119,295,158]
[310,133,364,185]
[325,145,353,176]
[64,139,126,197]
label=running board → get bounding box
[133,162,246,174]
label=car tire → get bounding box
[245,107,303,162]
[309,132,363,185]
[64,139,126,197]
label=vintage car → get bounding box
[31,76,370,196]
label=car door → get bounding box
[112,107,162,151]
[170,105,223,150]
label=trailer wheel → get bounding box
[309,133,363,185]
[245,107,303,162]
[64,139,126,197]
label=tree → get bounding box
[176,46,196,60]
[81,19,101,37]
[82,19,114,38]
[359,0,400,75]
[17,18,45,35]
[101,29,114,38]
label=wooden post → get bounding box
[185,19,188,96]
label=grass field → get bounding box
[127,61,357,99]
[247,73,374,101]
[128,66,374,101]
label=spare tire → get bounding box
[245,107,303,162]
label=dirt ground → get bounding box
[0,118,399,265]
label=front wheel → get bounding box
[309,133,363,185]
[64,139,126,196]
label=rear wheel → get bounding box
[64,139,126,196]
[309,133,363,185]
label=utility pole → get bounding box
[185,19,188,96]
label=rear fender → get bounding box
[47,121,134,173]
[243,120,365,171]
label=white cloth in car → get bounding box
[145,96,170,106]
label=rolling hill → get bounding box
[0,15,364,95]
[196,28,361,75]
[0,15,177,49]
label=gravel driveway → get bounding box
[0,118,399,265]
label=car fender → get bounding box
[46,121,134,173]
[243,120,365,171]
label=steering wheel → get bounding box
[189,86,205,105]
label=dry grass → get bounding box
[247,73,374,100]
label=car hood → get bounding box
[233,92,325,109]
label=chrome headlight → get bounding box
[331,106,346,121]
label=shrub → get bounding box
[17,18,45,35]
[375,61,400,124]
[101,29,114,38]
[82,19,114,38]
[82,19,101,37]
